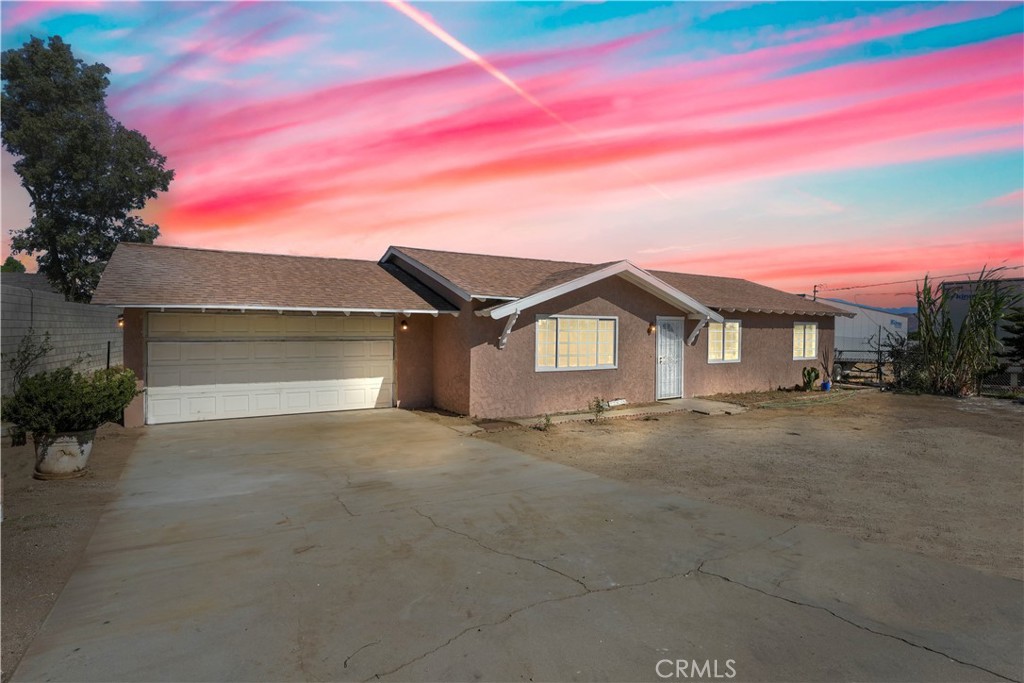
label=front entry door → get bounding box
[656,317,684,400]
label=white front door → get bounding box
[656,317,684,400]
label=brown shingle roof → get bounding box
[390,246,845,316]
[388,246,616,299]
[92,243,456,312]
[651,270,845,316]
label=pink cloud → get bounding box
[984,189,1024,207]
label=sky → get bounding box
[1,1,1022,307]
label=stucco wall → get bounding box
[683,313,835,396]
[394,314,434,409]
[432,306,473,414]
[1,283,123,396]
[467,277,670,418]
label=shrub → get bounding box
[1,366,138,436]
[588,396,606,421]
[533,414,553,432]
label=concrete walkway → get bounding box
[506,397,745,428]
[13,410,1022,682]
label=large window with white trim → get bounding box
[536,316,617,371]
[708,320,741,363]
[793,322,818,360]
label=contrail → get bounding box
[384,0,671,200]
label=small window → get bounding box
[793,322,818,360]
[708,321,741,363]
[536,316,617,371]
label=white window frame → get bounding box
[707,320,742,364]
[793,322,819,360]
[535,315,618,372]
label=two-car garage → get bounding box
[144,312,395,425]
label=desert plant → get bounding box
[801,366,819,391]
[883,331,925,392]
[914,269,1019,396]
[802,366,819,390]
[1,366,138,436]
[588,396,606,421]
[533,414,553,432]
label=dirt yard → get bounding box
[477,390,1024,580]
[1,425,139,683]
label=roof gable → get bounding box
[384,246,614,300]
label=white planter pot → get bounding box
[33,430,96,480]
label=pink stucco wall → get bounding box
[683,314,835,397]
[467,278,668,418]
[439,277,837,418]
[431,305,474,415]
[394,315,434,409]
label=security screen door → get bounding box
[656,317,684,400]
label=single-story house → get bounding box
[92,243,846,426]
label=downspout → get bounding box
[686,317,708,346]
[498,310,519,350]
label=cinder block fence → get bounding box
[1,275,123,396]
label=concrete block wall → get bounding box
[1,283,123,396]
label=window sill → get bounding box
[535,365,618,373]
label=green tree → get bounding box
[1,256,26,272]
[1,36,173,302]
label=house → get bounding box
[820,298,909,355]
[92,243,847,426]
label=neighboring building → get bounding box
[820,299,910,353]
[92,243,848,426]
[941,277,1024,343]
[1,272,123,396]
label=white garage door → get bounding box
[145,312,394,425]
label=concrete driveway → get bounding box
[13,410,1022,682]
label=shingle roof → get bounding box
[92,243,456,312]
[651,270,845,316]
[388,246,616,299]
[390,246,845,316]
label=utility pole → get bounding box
[812,284,820,301]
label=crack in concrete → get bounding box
[332,492,356,518]
[695,563,1018,683]
[413,509,590,591]
[363,510,698,681]
[344,640,380,669]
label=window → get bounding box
[536,316,617,371]
[793,322,818,360]
[708,321,741,363]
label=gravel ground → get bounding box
[1,424,139,682]
[475,390,1024,580]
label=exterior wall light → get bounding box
[117,314,125,328]
[400,319,409,331]
[647,322,656,335]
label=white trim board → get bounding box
[484,261,723,323]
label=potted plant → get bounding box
[1,366,138,479]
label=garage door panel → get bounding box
[145,314,395,424]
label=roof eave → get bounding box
[103,304,457,316]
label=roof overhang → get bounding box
[717,306,853,317]
[478,261,723,323]
[101,304,454,316]
[381,247,474,302]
